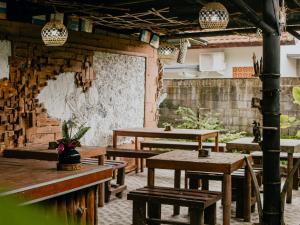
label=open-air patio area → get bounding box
[2,1,300,225]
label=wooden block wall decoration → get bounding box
[0,40,95,152]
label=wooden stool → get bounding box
[127,186,222,225]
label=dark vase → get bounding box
[58,148,81,164]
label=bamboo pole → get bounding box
[262,0,281,224]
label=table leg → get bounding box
[148,168,155,187]
[223,173,232,225]
[112,130,117,148]
[135,137,139,173]
[173,170,181,215]
[287,153,293,204]
[98,155,105,207]
[198,136,203,150]
[215,132,219,152]
[244,165,251,222]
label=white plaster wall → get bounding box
[38,51,146,146]
[0,40,11,79]
[165,41,300,78]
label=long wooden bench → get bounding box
[186,168,262,219]
[140,140,226,152]
[82,158,127,204]
[127,186,222,225]
[251,151,300,190]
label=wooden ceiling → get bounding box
[7,0,300,38]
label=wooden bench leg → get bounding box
[190,207,204,225]
[173,169,181,215]
[244,165,251,222]
[235,180,244,218]
[98,183,105,207]
[104,181,111,203]
[148,202,161,225]
[133,200,146,225]
[189,177,200,189]
[116,167,125,198]
[287,153,293,203]
[293,158,299,190]
[202,179,209,190]
[204,203,217,225]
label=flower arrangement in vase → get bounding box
[56,118,90,171]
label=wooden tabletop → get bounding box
[226,137,300,153]
[146,150,251,174]
[2,144,107,161]
[113,128,219,139]
[0,157,112,204]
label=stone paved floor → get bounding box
[99,169,300,225]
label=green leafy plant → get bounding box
[57,116,90,154]
[280,86,300,138]
[174,106,246,143]
[175,106,223,130]
[0,196,65,225]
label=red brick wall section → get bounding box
[232,66,255,78]
[0,21,158,151]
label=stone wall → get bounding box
[38,52,146,146]
[159,78,300,135]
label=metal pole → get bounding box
[262,0,281,224]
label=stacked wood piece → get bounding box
[0,41,95,152]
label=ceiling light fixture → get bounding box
[199,2,229,30]
[41,14,68,46]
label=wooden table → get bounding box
[146,150,252,225]
[226,137,300,203]
[113,128,219,172]
[0,157,112,225]
[2,144,107,207]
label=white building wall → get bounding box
[165,40,300,78]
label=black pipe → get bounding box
[262,0,281,224]
[231,0,277,34]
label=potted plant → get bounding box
[56,118,90,171]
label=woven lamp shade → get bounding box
[41,20,68,46]
[177,39,190,64]
[199,2,229,30]
[158,43,178,59]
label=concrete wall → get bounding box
[163,41,300,78]
[159,78,300,135]
[38,52,145,146]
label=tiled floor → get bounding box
[99,169,300,225]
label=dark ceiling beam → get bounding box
[293,0,300,7]
[160,27,257,39]
[231,0,277,34]
[287,27,300,39]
